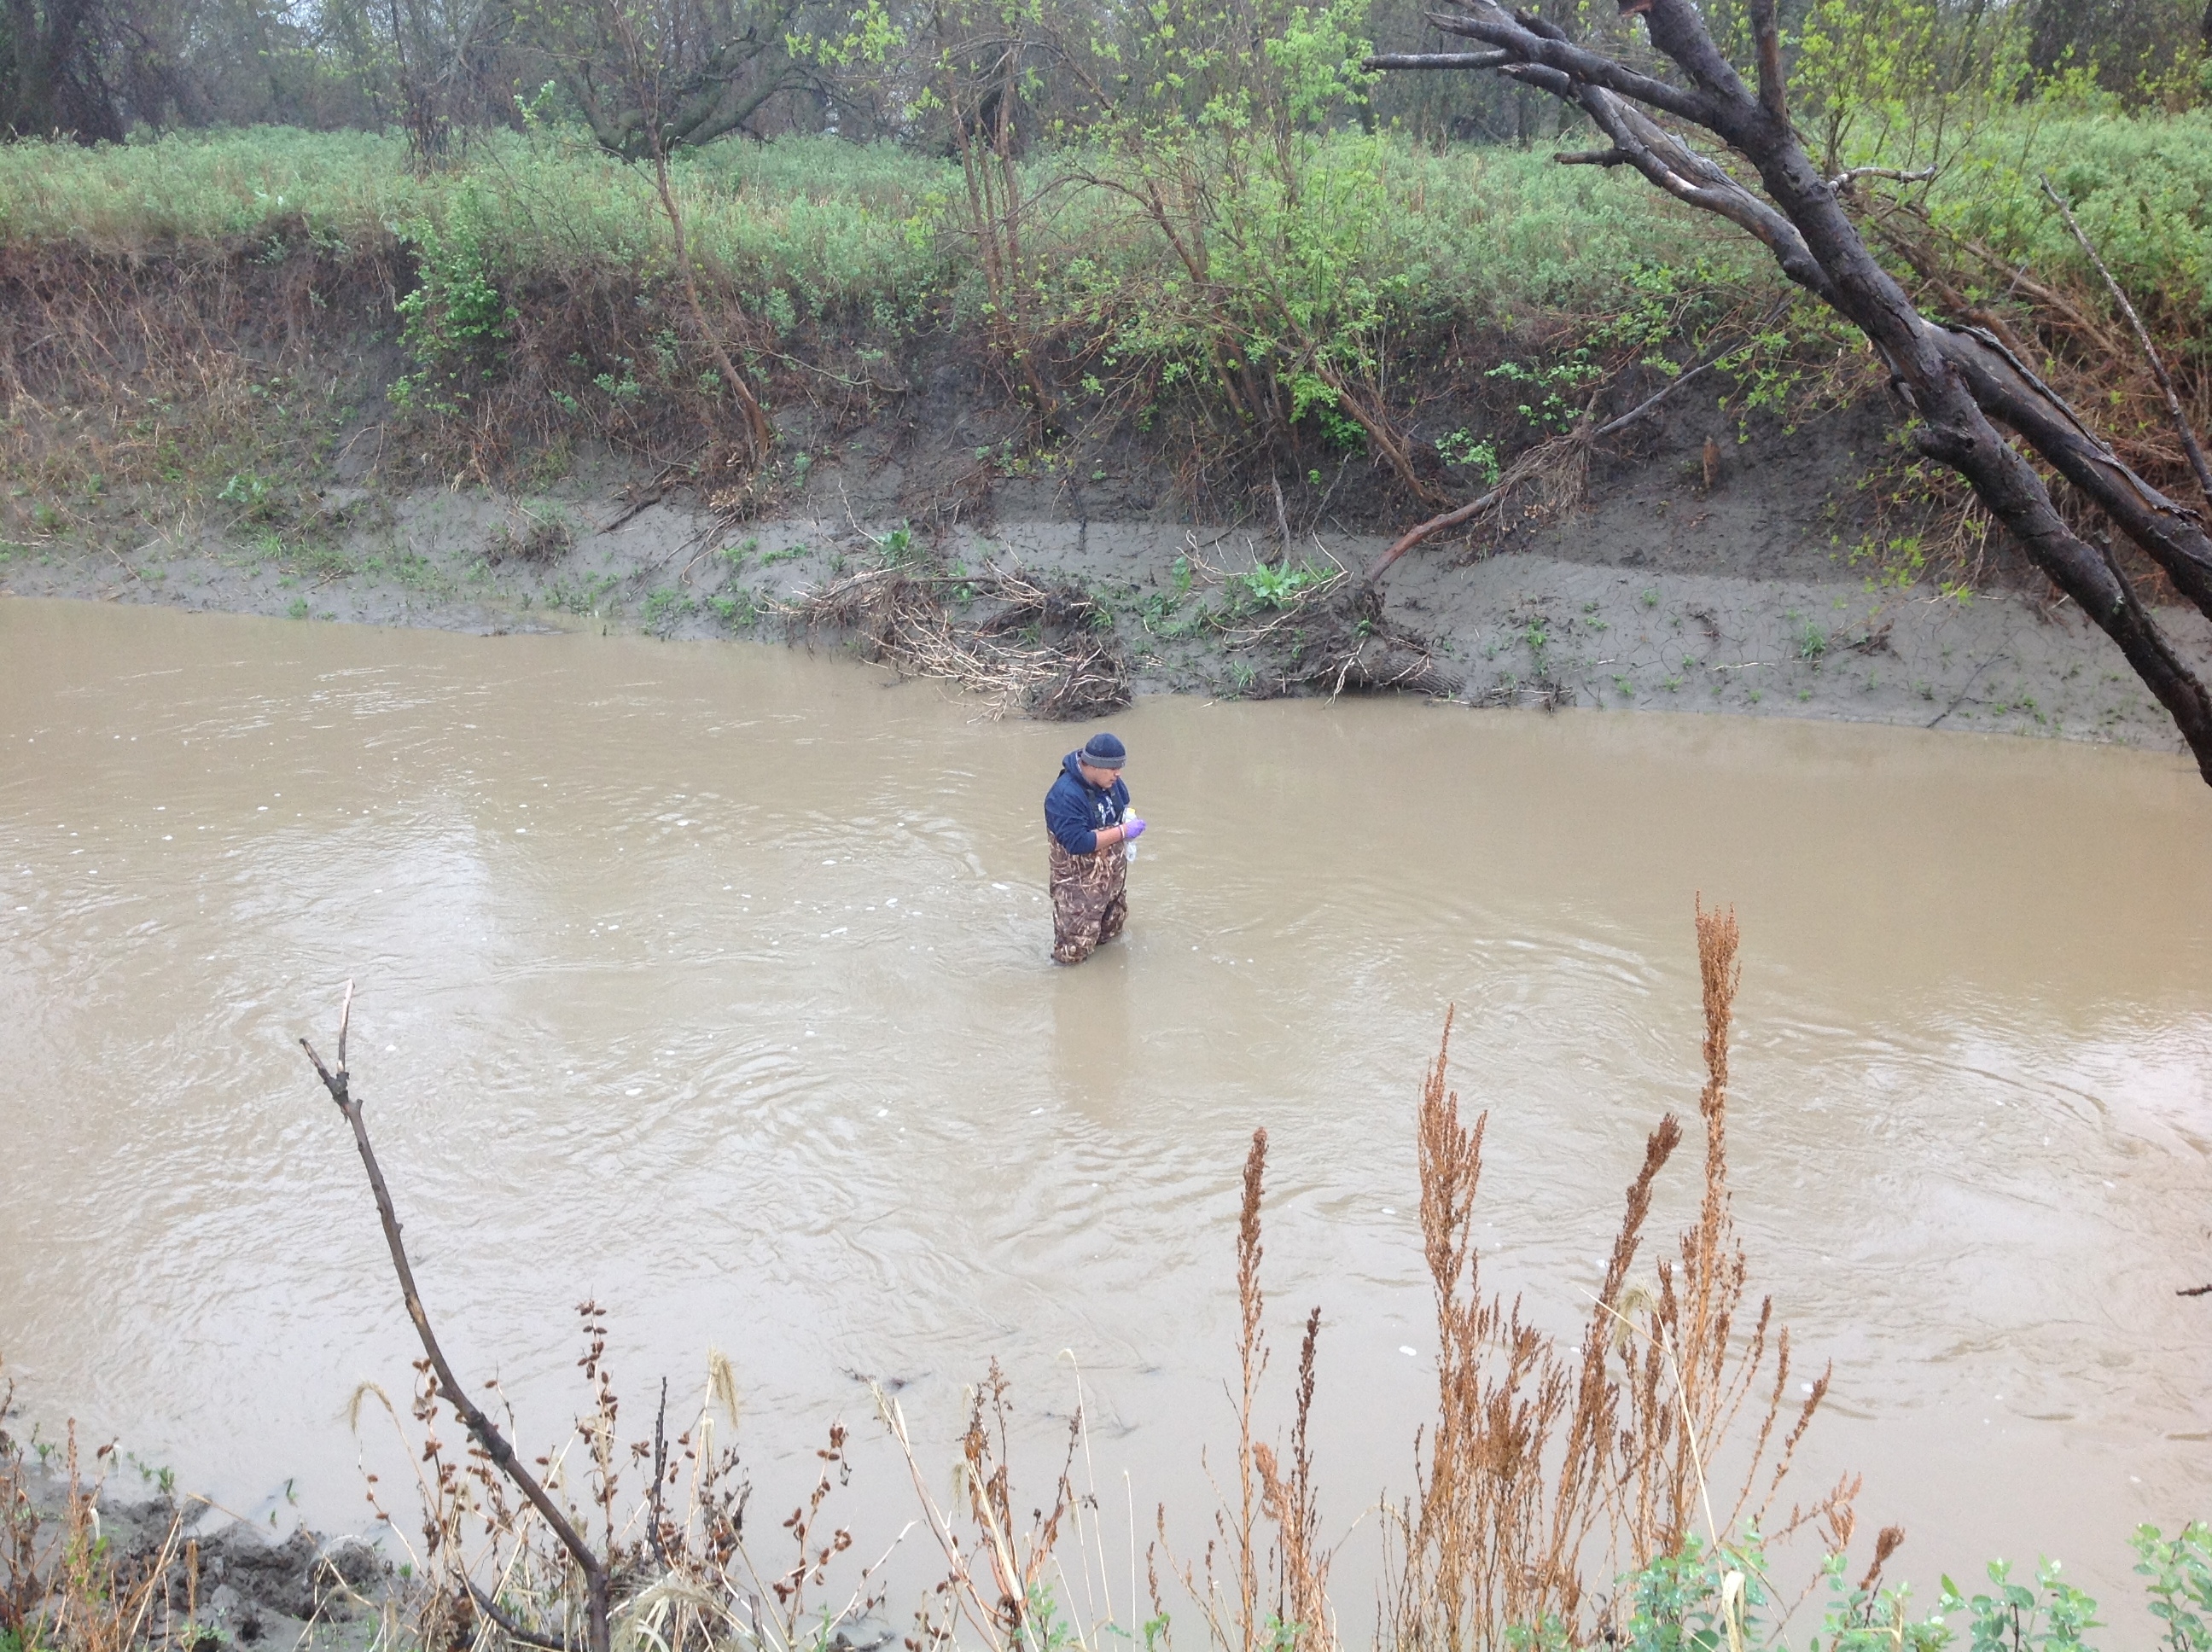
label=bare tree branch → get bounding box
[2041,174,2212,510]
[1829,165,1936,193]
[466,1582,577,1652]
[300,984,612,1652]
[1423,4,1716,124]
[1362,51,1507,70]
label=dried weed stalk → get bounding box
[876,1361,1086,1652]
[1388,901,1840,1652]
[0,1403,197,1652]
[1157,1128,1339,1652]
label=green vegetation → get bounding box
[1230,559,1333,610]
[8,0,2212,753]
[6,55,2212,589]
[17,102,2197,393]
[0,125,1769,339]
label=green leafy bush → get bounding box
[2135,1521,2212,1652]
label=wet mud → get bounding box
[5,395,2209,754]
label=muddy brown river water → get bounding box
[3,596,2209,1629]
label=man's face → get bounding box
[1080,761,1123,788]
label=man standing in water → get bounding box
[1045,731,1146,964]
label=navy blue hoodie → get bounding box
[1044,750,1130,855]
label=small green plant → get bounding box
[707,590,760,628]
[875,522,918,567]
[592,366,643,404]
[758,543,810,567]
[1802,1549,1950,1652]
[1231,560,1330,610]
[391,192,516,416]
[1487,352,1604,431]
[1435,428,1503,486]
[1523,620,1550,671]
[642,587,695,637]
[218,471,274,518]
[1798,621,1830,662]
[1612,1536,1766,1652]
[1139,588,1202,637]
[125,1451,178,1497]
[548,572,621,614]
[287,596,310,620]
[1286,372,1368,451]
[1944,1558,2102,1652]
[1641,588,1660,609]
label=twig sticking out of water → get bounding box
[299,982,614,1652]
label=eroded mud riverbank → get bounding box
[8,483,2210,758]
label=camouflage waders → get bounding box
[1049,837,1127,964]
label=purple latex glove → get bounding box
[1123,817,1147,841]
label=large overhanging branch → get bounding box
[1377,0,2212,782]
[1365,50,1506,70]
[1423,4,1714,124]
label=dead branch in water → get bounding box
[298,982,614,1652]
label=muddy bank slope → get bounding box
[6,390,2208,759]
[6,1458,392,1652]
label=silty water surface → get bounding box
[2,596,2208,1621]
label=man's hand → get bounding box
[1123,817,1147,841]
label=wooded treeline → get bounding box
[4,0,2209,151]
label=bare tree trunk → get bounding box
[604,0,773,463]
[649,148,775,458]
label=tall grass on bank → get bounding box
[0,123,1802,527]
[14,109,2212,589]
[0,126,1758,329]
[5,108,2209,341]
